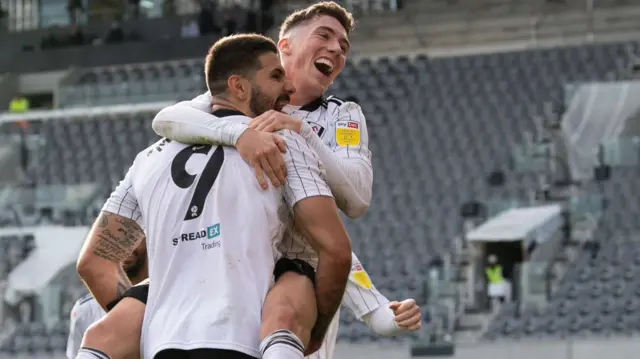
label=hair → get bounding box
[204,34,278,95]
[279,1,355,39]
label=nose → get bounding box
[285,79,296,95]
[327,38,341,54]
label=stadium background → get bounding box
[1,0,640,358]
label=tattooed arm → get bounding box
[77,159,145,311]
[76,211,145,311]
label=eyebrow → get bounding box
[316,25,351,51]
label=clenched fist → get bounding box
[388,299,422,331]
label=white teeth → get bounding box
[315,58,334,72]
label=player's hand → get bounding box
[304,338,323,356]
[248,110,303,133]
[389,299,422,331]
[235,128,287,189]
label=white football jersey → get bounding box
[306,253,389,359]
[66,294,105,359]
[279,97,371,266]
[102,110,332,359]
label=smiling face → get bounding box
[280,15,350,100]
[278,2,354,104]
[249,52,296,115]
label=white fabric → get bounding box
[466,204,563,244]
[66,295,105,359]
[488,280,511,299]
[102,113,332,359]
[306,253,392,359]
[152,94,248,147]
[151,93,373,220]
[287,99,372,219]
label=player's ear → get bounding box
[278,38,292,56]
[227,75,248,100]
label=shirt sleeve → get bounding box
[101,163,143,228]
[280,130,333,209]
[152,92,248,146]
[298,100,373,218]
[341,252,390,320]
[66,301,89,359]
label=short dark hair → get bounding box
[279,1,355,39]
[205,34,278,95]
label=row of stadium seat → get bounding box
[485,167,640,340]
[1,39,639,345]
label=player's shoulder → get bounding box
[325,95,362,109]
[323,96,365,123]
[72,293,97,312]
[76,293,94,305]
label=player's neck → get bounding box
[290,89,323,107]
[211,97,250,117]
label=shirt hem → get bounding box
[147,341,259,359]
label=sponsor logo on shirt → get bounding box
[172,223,221,251]
[351,262,372,289]
[307,122,326,138]
[336,121,360,146]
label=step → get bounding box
[456,313,486,331]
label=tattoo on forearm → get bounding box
[115,266,132,299]
[91,212,145,263]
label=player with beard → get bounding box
[151,2,422,359]
[75,33,351,359]
[67,242,148,359]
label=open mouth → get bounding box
[314,58,334,77]
[274,94,291,110]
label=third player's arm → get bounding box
[282,131,353,341]
[152,92,248,146]
[76,165,145,311]
[76,211,144,311]
[298,101,372,218]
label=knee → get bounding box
[261,296,316,342]
[264,299,300,330]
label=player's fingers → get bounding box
[253,118,269,132]
[388,301,401,311]
[395,306,420,323]
[263,123,280,133]
[252,159,268,190]
[399,315,422,330]
[248,117,262,130]
[266,150,286,185]
[406,320,422,331]
[259,155,281,188]
[396,299,417,314]
[273,134,287,153]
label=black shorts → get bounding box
[273,258,316,285]
[106,282,149,311]
[155,348,255,359]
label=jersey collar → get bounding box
[298,97,325,112]
[212,109,246,117]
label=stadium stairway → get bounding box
[451,188,601,344]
